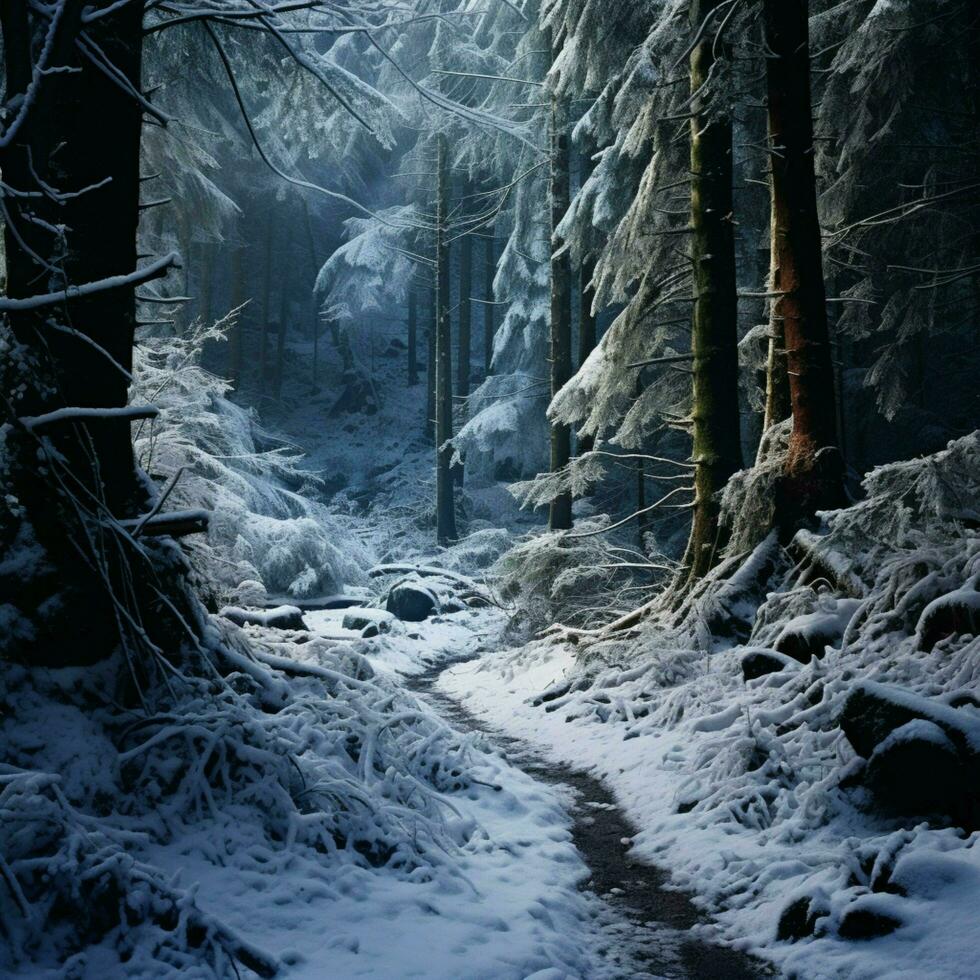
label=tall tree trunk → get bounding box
[483,232,496,376]
[760,171,791,436]
[764,0,844,525]
[576,255,598,455]
[435,133,458,543]
[0,0,145,518]
[549,95,573,531]
[457,229,473,407]
[198,241,215,327]
[679,0,744,585]
[0,2,201,664]
[259,214,275,388]
[408,287,419,386]
[426,288,436,440]
[302,199,321,390]
[228,242,247,391]
[274,275,288,401]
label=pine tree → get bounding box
[679,0,743,583]
[763,0,844,526]
[549,90,574,531]
[435,133,458,543]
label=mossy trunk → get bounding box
[679,0,744,586]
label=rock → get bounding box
[386,582,438,622]
[776,894,827,942]
[361,624,380,638]
[220,604,308,631]
[838,681,980,760]
[775,598,861,663]
[837,904,902,940]
[342,609,393,633]
[740,648,800,682]
[916,583,980,651]
[865,720,963,816]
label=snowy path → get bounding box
[292,604,769,979]
[406,656,769,980]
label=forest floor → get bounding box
[217,332,978,980]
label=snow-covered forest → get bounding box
[1,1,978,978]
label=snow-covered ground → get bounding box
[142,607,666,980]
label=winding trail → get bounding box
[406,656,771,980]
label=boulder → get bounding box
[837,903,902,940]
[865,720,963,816]
[776,893,828,942]
[740,648,800,682]
[220,604,308,631]
[838,682,980,823]
[916,582,980,651]
[838,681,980,759]
[386,582,438,622]
[342,609,393,633]
[774,598,861,663]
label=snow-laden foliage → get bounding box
[494,522,661,634]
[130,314,371,603]
[0,614,479,976]
[464,432,980,976]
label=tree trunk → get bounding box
[426,288,436,440]
[259,214,275,388]
[576,255,598,455]
[760,171,791,436]
[435,133,458,544]
[228,242,247,391]
[0,0,145,518]
[302,199,321,391]
[484,232,496,376]
[198,241,215,327]
[763,0,844,525]
[549,95,573,531]
[408,288,419,386]
[457,229,473,407]
[274,272,288,401]
[0,2,201,664]
[677,0,744,586]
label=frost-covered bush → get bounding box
[505,433,980,969]
[0,621,478,976]
[131,315,371,604]
[494,522,656,634]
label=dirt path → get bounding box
[406,657,773,980]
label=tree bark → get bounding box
[273,269,288,401]
[302,199,321,390]
[763,0,844,525]
[228,242,247,391]
[435,133,458,544]
[576,254,598,455]
[426,288,436,441]
[549,95,573,532]
[760,172,791,436]
[259,213,275,387]
[408,287,419,386]
[0,0,146,518]
[483,232,496,376]
[457,228,473,406]
[678,0,744,585]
